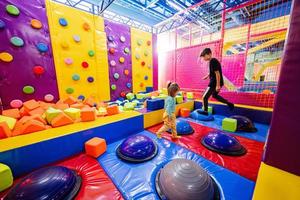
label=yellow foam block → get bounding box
[64,108,81,121]
[161,88,168,95]
[0,163,13,192]
[0,115,16,130]
[45,107,62,123]
[253,162,300,200]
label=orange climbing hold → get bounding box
[30,19,42,29]
[80,107,96,122]
[85,137,107,158]
[51,112,74,127]
[141,61,145,66]
[0,122,12,139]
[2,109,21,119]
[106,105,119,116]
[83,22,90,31]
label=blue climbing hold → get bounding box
[87,76,94,83]
[59,18,68,26]
[72,74,80,81]
[36,43,48,53]
[0,20,5,29]
[78,95,85,101]
[126,82,132,89]
[144,75,148,80]
[108,35,114,42]
[190,109,214,121]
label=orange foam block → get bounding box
[39,102,54,110]
[29,107,45,116]
[70,103,85,109]
[19,107,29,117]
[2,109,20,119]
[17,120,46,136]
[180,108,191,118]
[54,103,69,110]
[106,105,119,116]
[84,97,97,107]
[30,114,47,125]
[85,137,106,158]
[80,108,96,122]
[23,99,40,111]
[0,122,12,139]
[63,96,77,105]
[51,113,74,127]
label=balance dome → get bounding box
[155,158,220,200]
[167,119,194,135]
[190,109,214,121]
[117,134,158,162]
[4,166,81,200]
[230,115,257,132]
[201,131,247,156]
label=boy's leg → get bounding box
[202,87,214,112]
[212,90,234,110]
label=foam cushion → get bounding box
[126,93,135,100]
[161,88,168,95]
[45,107,62,123]
[180,108,190,118]
[147,99,165,111]
[54,103,69,110]
[136,93,146,100]
[2,109,20,119]
[107,105,119,116]
[23,99,39,111]
[186,92,194,99]
[85,137,106,158]
[176,96,184,104]
[51,113,74,127]
[28,107,45,116]
[222,118,237,132]
[80,108,96,122]
[0,115,16,130]
[124,103,135,111]
[18,120,46,135]
[0,163,13,192]
[64,108,81,121]
[0,122,12,139]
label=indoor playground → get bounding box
[1,0,300,199]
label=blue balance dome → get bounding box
[117,134,158,162]
[201,131,246,156]
[155,159,220,200]
[5,166,81,200]
[167,119,194,135]
[190,109,214,121]
[230,115,257,132]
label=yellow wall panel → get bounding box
[131,28,153,93]
[251,15,289,35]
[46,0,110,101]
[224,25,248,43]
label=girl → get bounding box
[156,82,181,139]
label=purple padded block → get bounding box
[104,20,132,100]
[264,0,300,176]
[0,0,59,108]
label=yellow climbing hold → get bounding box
[0,52,13,62]
[61,41,69,49]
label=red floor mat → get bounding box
[0,154,123,200]
[147,121,264,181]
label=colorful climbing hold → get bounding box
[140,82,144,87]
[78,95,85,101]
[144,75,148,80]
[114,73,120,79]
[36,43,48,53]
[0,20,6,29]
[61,41,69,49]
[120,36,126,43]
[147,64,152,69]
[87,76,94,83]
[6,4,20,16]
[144,50,149,56]
[147,40,151,46]
[137,39,143,46]
[64,58,73,65]
[72,74,80,81]
[124,69,129,76]
[10,99,23,108]
[126,82,132,89]
[110,60,116,67]
[59,18,68,26]
[109,48,115,54]
[73,35,81,42]
[23,85,35,94]
[82,61,89,68]
[135,53,140,60]
[44,94,54,102]
[83,22,90,31]
[111,84,117,90]
[88,50,95,57]
[31,19,42,29]
[119,57,125,63]
[66,87,74,94]
[10,36,24,47]
[124,47,130,54]
[108,35,114,42]
[33,66,45,75]
[141,61,146,66]
[0,52,13,62]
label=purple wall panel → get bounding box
[0,0,58,108]
[104,20,132,100]
[264,0,300,175]
[152,34,158,90]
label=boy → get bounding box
[200,48,234,114]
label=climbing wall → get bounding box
[45,0,110,101]
[131,28,153,93]
[0,0,59,108]
[104,20,132,100]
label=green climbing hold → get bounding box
[6,4,20,16]
[66,87,74,94]
[72,74,80,81]
[23,86,35,94]
[10,36,24,47]
[124,47,130,54]
[111,84,117,90]
[137,39,143,46]
[144,50,149,56]
[88,50,95,57]
[135,53,140,60]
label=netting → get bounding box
[157,0,292,108]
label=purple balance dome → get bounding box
[117,134,158,162]
[167,119,194,135]
[155,159,220,200]
[201,131,247,156]
[4,166,81,200]
[230,115,257,132]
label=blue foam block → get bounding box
[98,131,255,200]
[147,99,165,111]
[146,87,154,93]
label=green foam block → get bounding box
[176,95,184,104]
[222,118,237,132]
[202,106,213,114]
[126,93,135,100]
[0,163,13,192]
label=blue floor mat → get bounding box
[186,115,269,142]
[98,130,255,200]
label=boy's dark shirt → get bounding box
[209,58,224,87]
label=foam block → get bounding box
[161,88,168,95]
[63,96,77,105]
[0,122,12,139]
[180,108,190,118]
[147,99,165,111]
[45,107,62,123]
[124,103,134,111]
[97,107,107,116]
[126,93,135,100]
[136,93,146,100]
[84,97,97,107]
[23,99,40,111]
[222,118,237,132]
[146,87,153,93]
[28,107,45,116]
[2,109,20,119]
[54,103,69,110]
[158,94,168,99]
[107,105,119,116]
[0,163,13,192]
[80,108,96,122]
[175,95,184,104]
[0,115,16,130]
[186,92,194,99]
[70,103,85,109]
[64,108,81,121]
[51,112,74,127]
[85,137,106,158]
[19,107,29,117]
[202,106,213,114]
[39,102,54,110]
[18,120,46,135]
[30,114,47,125]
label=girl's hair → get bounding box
[167,82,180,97]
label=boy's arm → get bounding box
[202,73,209,80]
[215,71,221,92]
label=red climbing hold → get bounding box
[109,48,115,54]
[140,82,144,87]
[141,61,146,66]
[33,66,45,75]
[147,41,151,46]
[120,92,126,98]
[82,61,89,68]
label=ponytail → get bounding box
[167,82,172,88]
